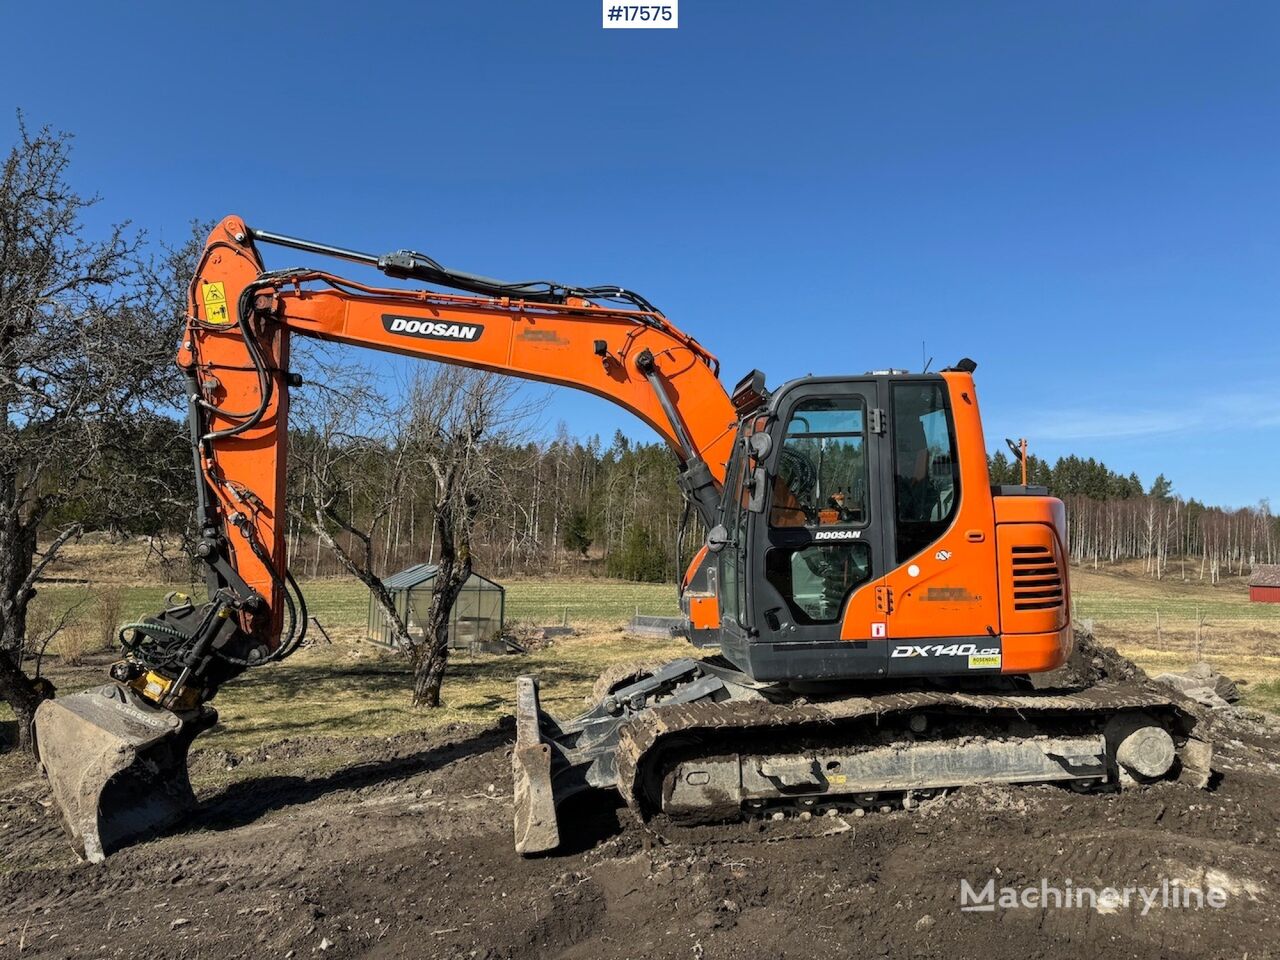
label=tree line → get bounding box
[26,400,1278,594]
[287,424,690,584]
[287,438,1277,587]
[990,450,1276,581]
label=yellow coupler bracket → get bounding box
[130,669,203,713]
[511,676,561,855]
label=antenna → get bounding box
[921,340,933,374]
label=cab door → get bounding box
[748,379,888,661]
[880,377,999,641]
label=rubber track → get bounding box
[614,681,1212,819]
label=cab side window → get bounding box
[892,382,960,562]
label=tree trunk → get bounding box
[0,504,47,754]
[410,491,474,708]
[0,652,45,753]
[412,634,450,708]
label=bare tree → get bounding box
[290,351,421,653]
[291,351,533,707]
[404,366,532,707]
[0,118,190,751]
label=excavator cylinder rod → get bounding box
[247,227,381,268]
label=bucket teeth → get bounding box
[34,684,214,862]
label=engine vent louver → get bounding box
[1009,544,1064,611]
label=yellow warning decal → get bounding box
[968,653,1002,670]
[202,282,231,325]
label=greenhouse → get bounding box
[366,563,505,651]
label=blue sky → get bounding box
[3,1,1277,507]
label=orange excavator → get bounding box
[33,217,1211,862]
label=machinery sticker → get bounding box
[968,653,1002,670]
[201,281,230,325]
[382,314,485,342]
[923,586,981,602]
[891,642,998,659]
[517,328,570,346]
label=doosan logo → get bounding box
[382,315,484,342]
[813,529,862,541]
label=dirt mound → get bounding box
[1032,625,1148,689]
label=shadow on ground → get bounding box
[186,718,515,834]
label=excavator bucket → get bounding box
[33,684,213,863]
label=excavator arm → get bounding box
[34,215,737,860]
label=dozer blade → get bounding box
[511,676,560,855]
[34,684,214,863]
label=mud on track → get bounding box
[2,707,1280,958]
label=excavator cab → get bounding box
[708,368,1010,683]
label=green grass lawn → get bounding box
[29,577,680,641]
[1067,566,1280,711]
[3,577,686,760]
[5,566,1277,759]
[1072,567,1280,629]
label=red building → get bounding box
[1248,565,1280,603]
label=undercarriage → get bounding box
[512,657,1212,854]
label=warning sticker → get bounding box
[968,653,1002,670]
[202,282,231,325]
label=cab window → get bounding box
[892,382,960,562]
[770,398,868,528]
[765,396,873,625]
[719,419,755,627]
[765,541,873,625]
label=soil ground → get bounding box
[3,549,1278,958]
[3,659,1280,958]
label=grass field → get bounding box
[1069,565,1280,709]
[5,549,1278,761]
[5,573,688,759]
